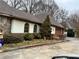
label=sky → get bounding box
[55,0,79,13]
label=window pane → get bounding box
[34,24,37,33]
[24,23,29,32]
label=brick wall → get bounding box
[55,27,64,37]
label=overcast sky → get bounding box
[55,0,79,13]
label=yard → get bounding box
[1,39,64,51]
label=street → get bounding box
[0,37,79,59]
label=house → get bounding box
[35,13,64,37]
[0,0,64,38]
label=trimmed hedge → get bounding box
[3,34,24,44]
[3,33,43,44]
[24,33,34,41]
[33,33,41,39]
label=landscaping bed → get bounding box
[1,33,66,53]
[0,39,66,52]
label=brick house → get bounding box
[0,0,64,38]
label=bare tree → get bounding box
[4,0,59,14]
[68,14,79,29]
[70,14,79,23]
[30,0,59,15]
[4,0,37,12]
[71,14,79,37]
[5,0,24,10]
[54,9,68,23]
[4,0,28,12]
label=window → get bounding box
[24,23,29,32]
[34,24,37,33]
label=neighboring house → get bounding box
[0,0,64,37]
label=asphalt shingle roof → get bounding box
[0,0,41,23]
[36,13,64,28]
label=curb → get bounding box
[0,40,69,53]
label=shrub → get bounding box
[11,33,24,40]
[40,15,51,39]
[33,33,41,39]
[3,34,23,44]
[24,33,34,41]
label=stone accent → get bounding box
[0,16,11,34]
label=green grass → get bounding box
[2,39,61,49]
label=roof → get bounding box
[0,0,41,24]
[35,13,64,28]
[0,0,64,28]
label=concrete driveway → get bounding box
[0,37,79,59]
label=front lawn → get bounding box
[2,39,62,50]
